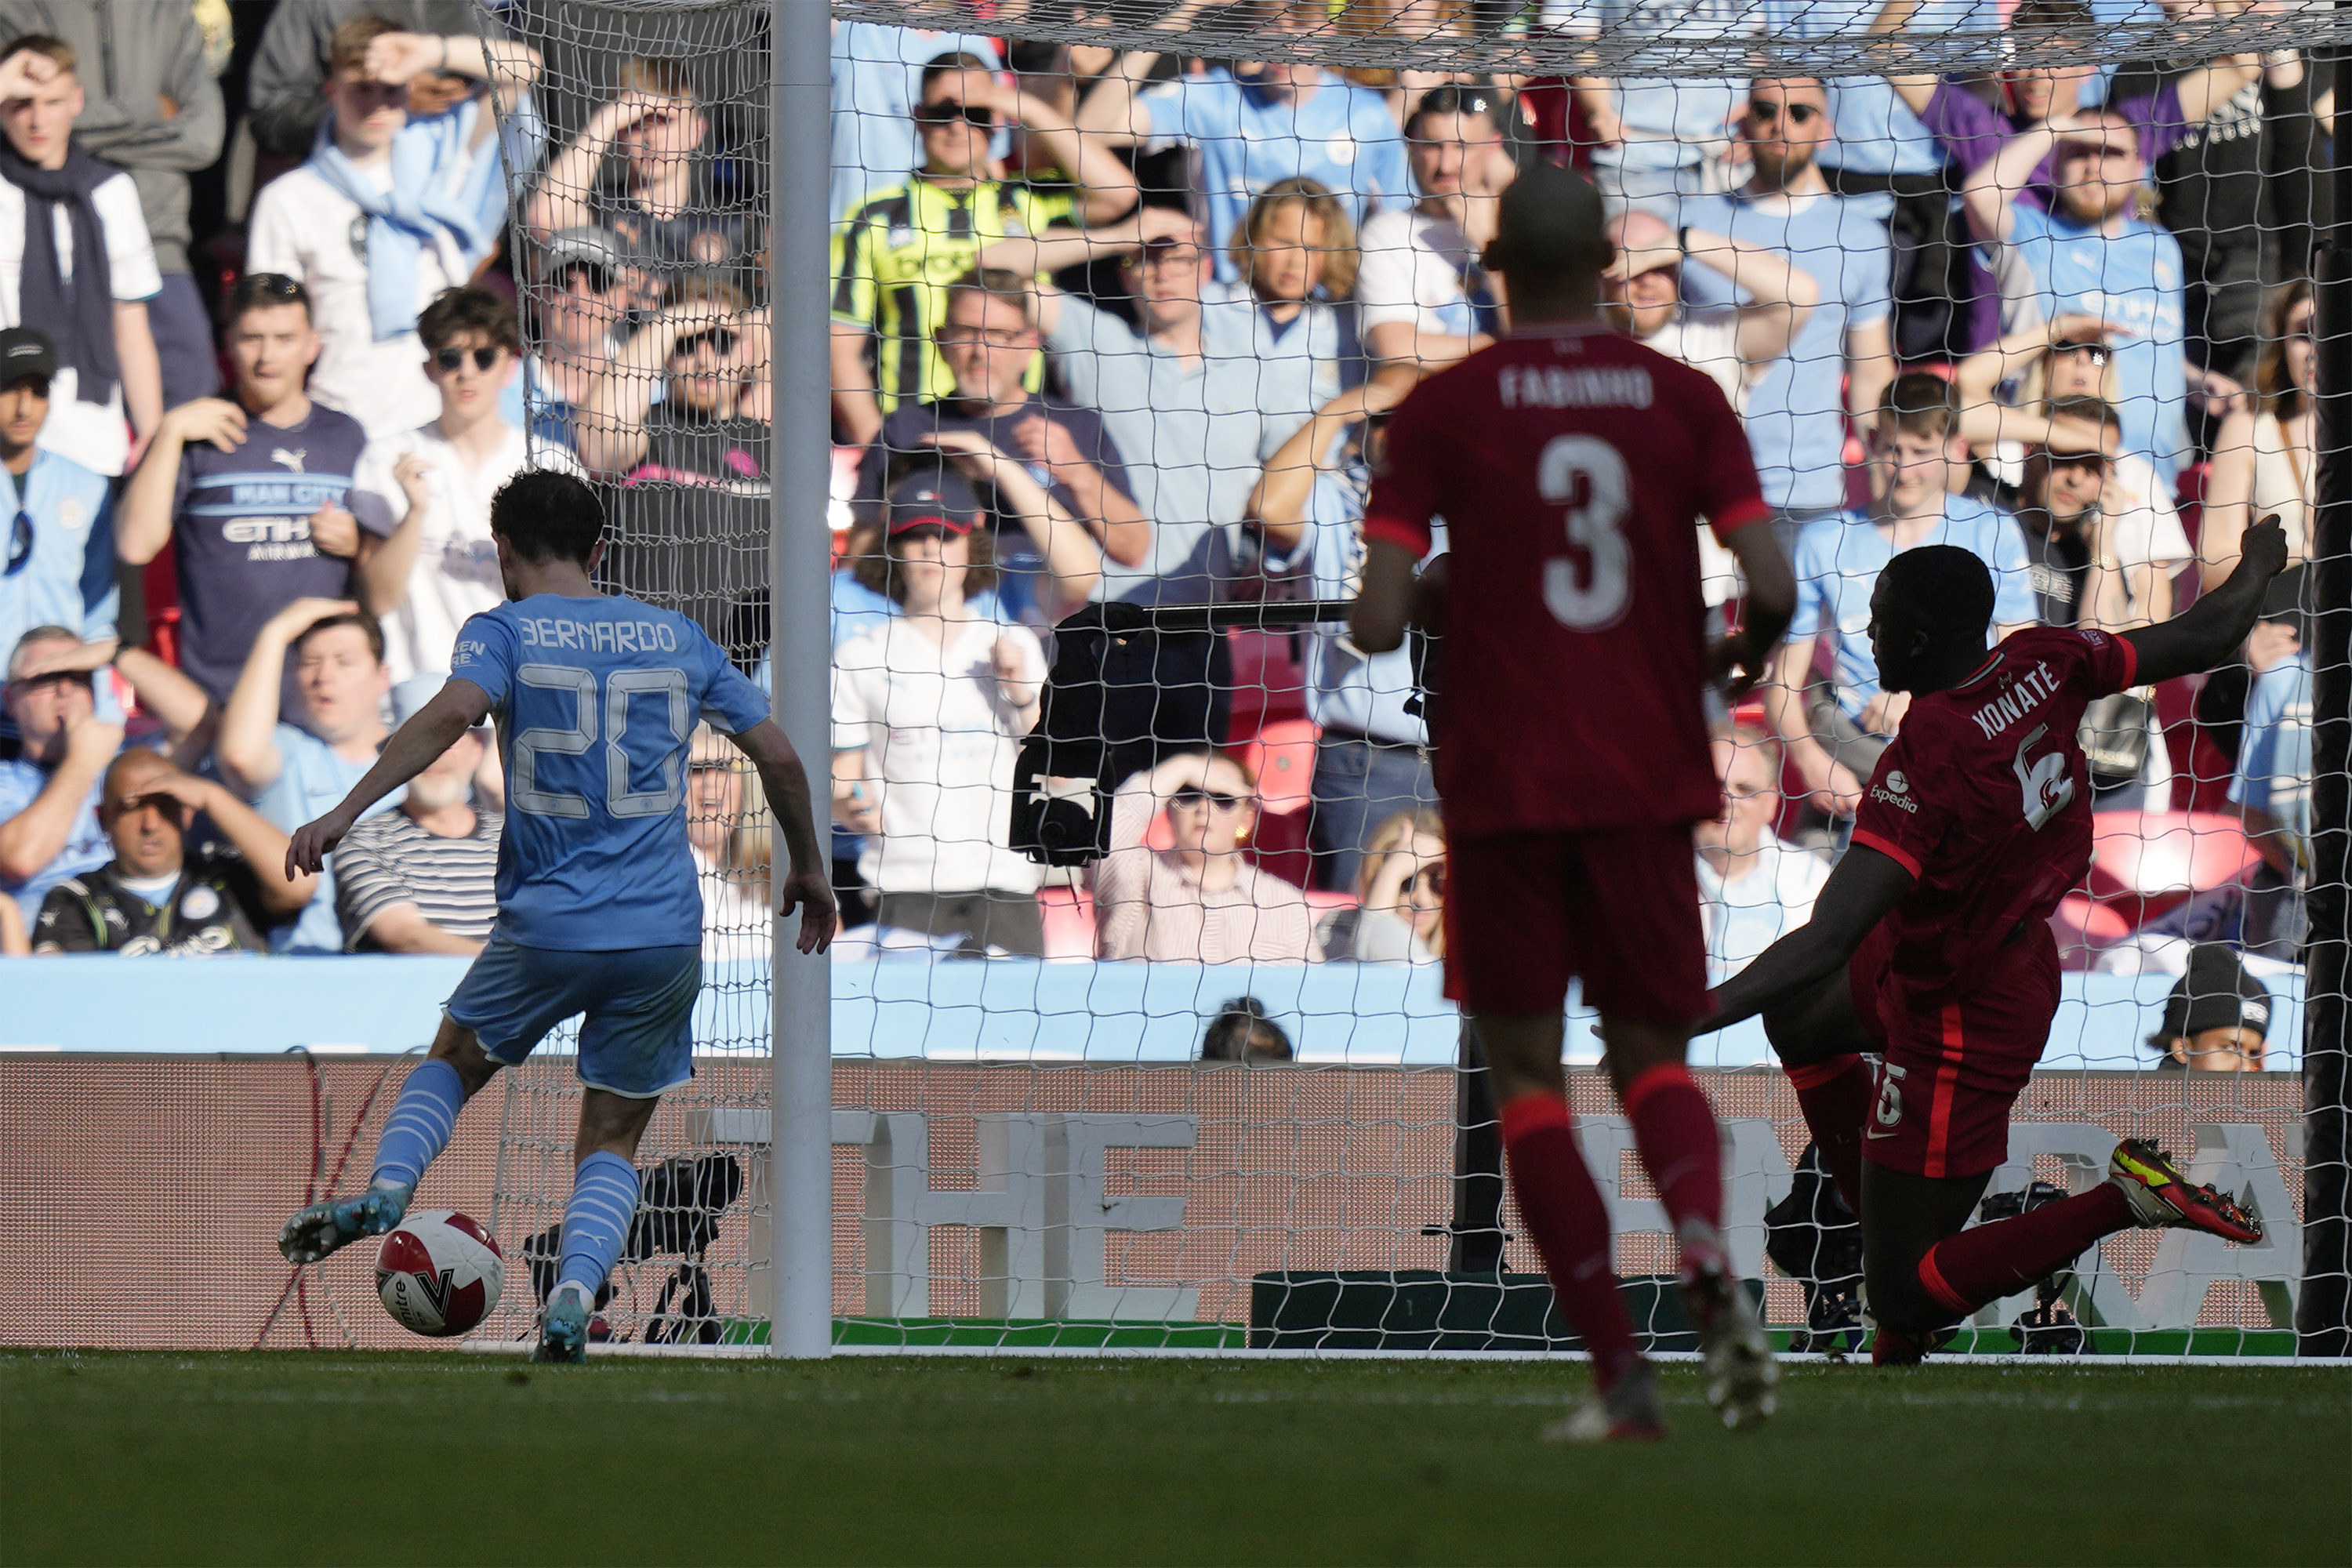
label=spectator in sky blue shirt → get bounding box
[1245,375,1436,893]
[2230,579,2311,956]
[1076,2,1410,279]
[1766,375,2036,816]
[1675,76,1896,524]
[0,328,114,675]
[1541,0,1763,213]
[215,598,400,955]
[1965,110,2191,485]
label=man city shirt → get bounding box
[170,405,370,702]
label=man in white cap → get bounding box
[331,670,502,955]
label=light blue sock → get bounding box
[557,1152,641,1298]
[371,1058,466,1192]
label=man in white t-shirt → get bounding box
[1356,84,1512,376]
[1693,728,1830,986]
[344,285,571,683]
[245,18,488,441]
[831,472,1047,956]
[0,37,162,478]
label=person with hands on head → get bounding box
[1093,748,1320,965]
[214,596,396,955]
[347,286,567,683]
[1357,83,1515,376]
[31,750,314,954]
[525,58,739,300]
[0,34,163,480]
[118,273,374,706]
[1694,518,2292,1367]
[278,470,833,1366]
[575,282,757,481]
[243,5,539,159]
[0,624,121,920]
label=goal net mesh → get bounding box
[445,0,2338,1356]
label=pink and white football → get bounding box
[376,1210,504,1338]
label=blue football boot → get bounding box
[277,1182,412,1264]
[533,1283,593,1364]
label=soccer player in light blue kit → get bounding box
[275,471,834,1361]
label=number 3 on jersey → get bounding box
[1537,434,1632,630]
[510,663,692,820]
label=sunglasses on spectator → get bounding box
[1748,99,1820,124]
[556,262,616,295]
[1171,786,1243,812]
[9,668,90,694]
[434,346,506,373]
[2050,340,2111,365]
[940,327,1036,349]
[2,509,28,575]
[671,328,738,360]
[916,102,995,129]
[1408,864,1446,898]
[2041,450,2108,471]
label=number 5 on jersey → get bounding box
[1538,434,1632,631]
[510,663,693,819]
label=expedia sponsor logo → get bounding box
[1869,783,1918,814]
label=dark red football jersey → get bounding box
[1362,324,1769,837]
[1850,626,2140,1013]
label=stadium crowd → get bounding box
[0,1,2316,1049]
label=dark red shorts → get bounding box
[1850,924,2062,1180]
[1443,826,1708,1025]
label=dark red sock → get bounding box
[1784,1055,1871,1214]
[1915,1182,2134,1316]
[1500,1093,1641,1387]
[1619,1063,1723,1262]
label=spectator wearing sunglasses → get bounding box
[829,24,1004,223]
[118,274,372,706]
[346,287,573,683]
[2015,398,2183,635]
[522,227,630,451]
[0,328,116,681]
[1,622,209,927]
[527,59,747,310]
[829,54,1072,448]
[1674,76,1896,541]
[1095,750,1320,965]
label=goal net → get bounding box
[446,0,2341,1359]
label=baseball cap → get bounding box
[2149,943,2272,1049]
[0,327,57,384]
[884,469,981,537]
[543,227,626,275]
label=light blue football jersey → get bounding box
[449,594,771,949]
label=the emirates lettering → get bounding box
[1971,660,2062,739]
[1498,365,1653,409]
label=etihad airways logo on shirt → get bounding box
[1970,660,2063,741]
[1497,365,1653,410]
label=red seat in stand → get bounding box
[1239,720,1319,889]
[2048,893,2132,969]
[1035,884,1096,960]
[2085,810,2262,928]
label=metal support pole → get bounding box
[768,0,834,1360]
[2299,34,2352,1356]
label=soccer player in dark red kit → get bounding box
[1700,524,2287,1364]
[1352,162,1798,1441]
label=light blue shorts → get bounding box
[445,937,702,1098]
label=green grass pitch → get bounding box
[3,1351,2344,1565]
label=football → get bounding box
[376,1210,505,1338]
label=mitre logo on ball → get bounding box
[376,1210,505,1338]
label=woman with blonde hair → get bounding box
[1207,176,1359,448]
[1094,749,1319,963]
[1315,809,1445,963]
[2202,278,2315,591]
